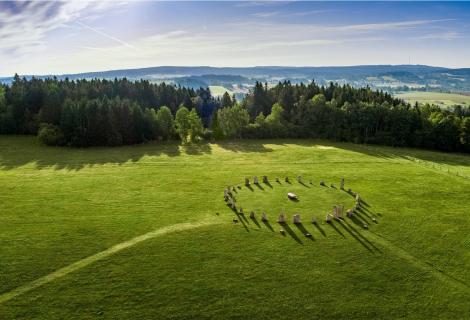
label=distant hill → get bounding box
[2,65,470,94]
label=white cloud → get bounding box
[250,11,280,18]
[0,1,123,57]
[412,31,461,41]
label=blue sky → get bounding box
[0,1,469,76]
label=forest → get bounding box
[0,74,469,152]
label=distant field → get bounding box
[1,136,470,319]
[208,85,233,97]
[395,91,470,107]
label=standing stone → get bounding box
[285,177,290,183]
[347,209,353,217]
[250,211,255,219]
[333,206,339,220]
[320,181,325,186]
[293,214,301,224]
[326,214,332,223]
[311,216,317,224]
[275,177,280,183]
[355,194,361,203]
[239,207,244,214]
[261,212,268,221]
[340,178,345,190]
[297,176,302,183]
[253,176,259,184]
[262,176,268,183]
[245,178,250,186]
[337,205,344,218]
[278,213,286,223]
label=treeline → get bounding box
[1,75,469,152]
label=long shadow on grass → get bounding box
[326,221,345,238]
[227,203,250,232]
[312,222,327,237]
[278,222,303,244]
[264,181,273,189]
[343,219,382,253]
[250,216,261,228]
[336,220,373,252]
[350,213,368,227]
[262,220,274,232]
[294,223,315,241]
[254,183,264,191]
[299,181,310,188]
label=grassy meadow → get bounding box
[1,136,470,319]
[395,91,470,107]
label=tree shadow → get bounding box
[181,142,212,155]
[0,137,185,171]
[286,139,470,167]
[2,137,469,172]
[217,140,274,153]
[278,222,303,244]
[254,183,265,191]
[245,184,254,192]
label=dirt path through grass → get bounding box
[0,220,219,305]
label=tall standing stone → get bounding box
[253,176,259,184]
[261,212,268,221]
[278,213,286,223]
[326,214,332,223]
[250,211,255,219]
[293,214,301,224]
[340,178,345,190]
[262,176,268,183]
[245,178,250,186]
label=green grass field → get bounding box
[1,136,470,319]
[209,85,233,97]
[395,91,470,107]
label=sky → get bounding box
[0,1,470,76]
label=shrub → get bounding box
[37,123,66,146]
